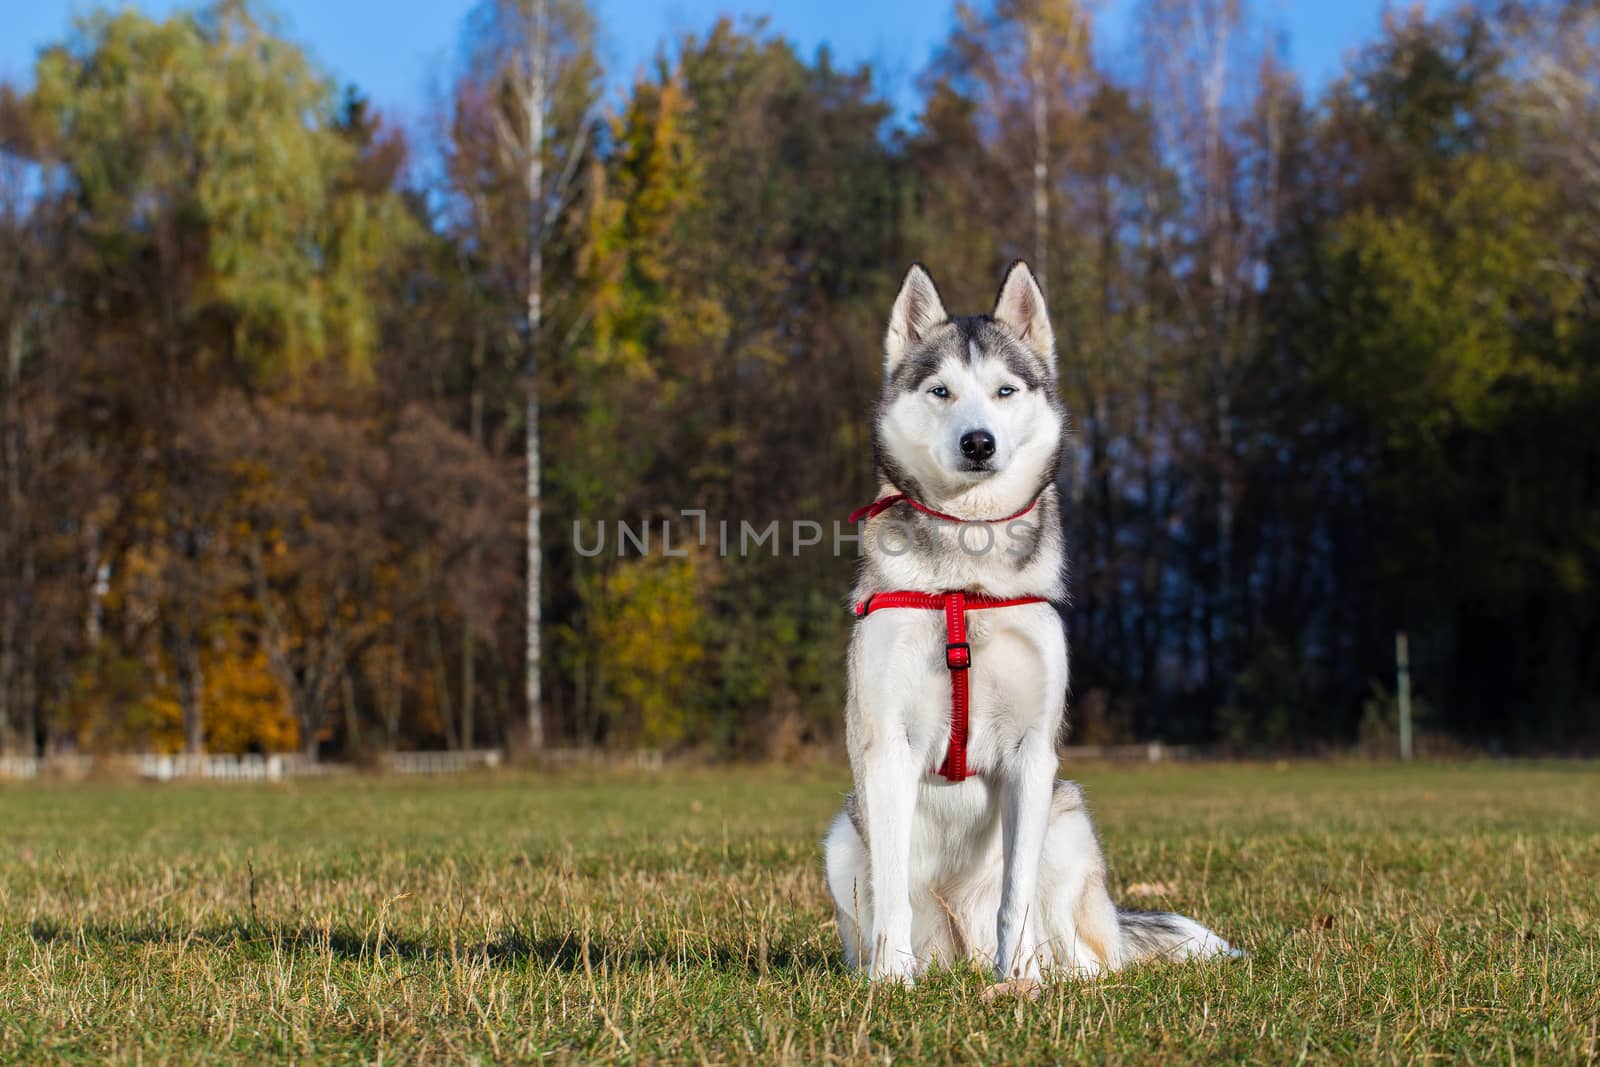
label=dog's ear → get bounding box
[992,260,1054,364]
[885,263,947,370]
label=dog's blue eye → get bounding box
[997,386,1018,398]
[929,385,949,398]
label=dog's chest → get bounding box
[849,602,1068,774]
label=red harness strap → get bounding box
[854,590,1048,782]
[848,492,1039,526]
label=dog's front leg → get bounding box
[857,736,920,983]
[996,733,1054,981]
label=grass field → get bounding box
[2,763,1598,1064]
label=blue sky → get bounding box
[4,1,1439,128]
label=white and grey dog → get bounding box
[824,260,1235,985]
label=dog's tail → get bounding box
[1116,908,1240,964]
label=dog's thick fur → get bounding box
[824,262,1234,983]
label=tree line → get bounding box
[0,0,1595,757]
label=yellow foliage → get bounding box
[587,551,706,747]
[200,642,299,753]
[139,638,298,754]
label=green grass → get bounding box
[2,763,1598,1064]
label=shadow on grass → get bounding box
[25,918,839,976]
[482,929,836,974]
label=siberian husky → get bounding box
[824,261,1236,985]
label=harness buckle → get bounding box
[945,641,971,670]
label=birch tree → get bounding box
[453,0,600,750]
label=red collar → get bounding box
[848,492,1039,526]
[853,590,1049,782]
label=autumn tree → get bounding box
[14,2,415,751]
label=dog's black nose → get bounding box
[960,430,996,461]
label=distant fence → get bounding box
[379,749,503,775]
[0,754,94,780]
[0,755,42,780]
[536,747,665,772]
[0,750,509,782]
[136,753,345,782]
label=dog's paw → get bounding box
[980,978,1042,1002]
[995,945,1045,985]
[867,947,918,986]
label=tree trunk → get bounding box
[462,320,485,751]
[522,0,549,752]
[383,641,404,748]
[494,665,510,750]
[342,672,361,756]
[461,607,477,750]
[177,624,205,754]
[421,550,458,749]
[297,664,341,762]
[1026,23,1049,291]
[1215,377,1235,707]
[301,698,321,759]
[18,543,35,754]
[0,316,19,751]
[85,516,104,650]
[428,607,459,750]
[0,589,12,752]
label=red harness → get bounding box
[849,493,1049,782]
[847,492,1038,526]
